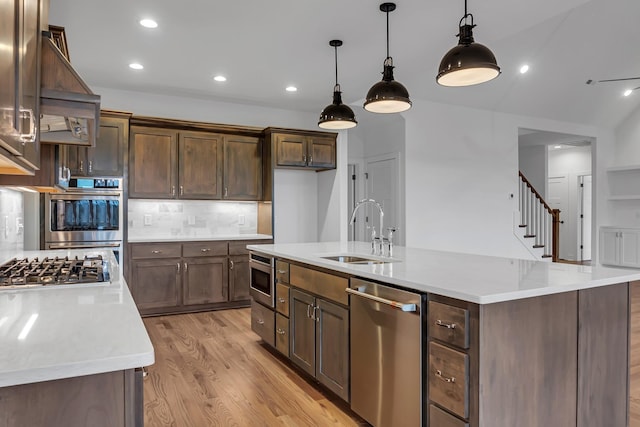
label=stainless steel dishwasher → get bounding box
[347,278,424,427]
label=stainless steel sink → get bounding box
[320,255,393,265]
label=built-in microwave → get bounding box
[249,252,274,308]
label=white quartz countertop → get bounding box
[247,241,640,304]
[128,234,273,243]
[0,249,154,387]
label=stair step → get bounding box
[524,235,536,238]
[533,244,545,248]
[519,224,527,228]
[542,254,552,258]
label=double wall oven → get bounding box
[249,252,274,307]
[45,177,123,263]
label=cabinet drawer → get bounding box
[276,283,290,316]
[429,341,469,419]
[429,404,469,427]
[275,260,290,284]
[229,240,272,255]
[290,264,348,306]
[429,301,469,349]
[182,241,228,257]
[275,313,289,357]
[130,243,181,259]
[251,300,275,347]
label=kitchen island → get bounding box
[248,241,640,427]
[0,249,154,427]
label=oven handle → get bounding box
[49,192,122,199]
[48,242,122,249]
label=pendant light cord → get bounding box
[386,8,390,59]
[334,44,339,87]
[460,0,474,27]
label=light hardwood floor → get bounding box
[143,308,368,426]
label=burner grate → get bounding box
[0,255,108,288]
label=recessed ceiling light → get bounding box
[554,145,562,149]
[139,19,158,28]
[129,63,144,70]
[519,64,530,74]
[624,89,633,97]
[286,86,297,92]
[213,75,227,82]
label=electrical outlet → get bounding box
[143,214,152,226]
[238,214,245,225]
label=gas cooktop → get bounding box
[0,255,109,289]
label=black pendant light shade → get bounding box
[437,0,500,87]
[318,40,357,130]
[364,3,411,114]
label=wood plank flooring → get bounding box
[142,308,368,426]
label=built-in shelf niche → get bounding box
[607,165,640,200]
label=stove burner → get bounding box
[0,255,109,288]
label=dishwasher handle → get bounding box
[346,287,417,312]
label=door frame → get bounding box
[364,152,404,246]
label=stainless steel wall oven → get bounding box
[249,252,274,307]
[45,177,123,263]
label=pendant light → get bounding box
[363,2,411,114]
[318,40,357,130]
[436,0,500,87]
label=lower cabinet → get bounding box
[290,288,349,402]
[128,239,270,316]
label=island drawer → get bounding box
[428,301,469,349]
[289,264,348,306]
[429,341,469,419]
[183,241,228,257]
[275,260,290,284]
[275,313,289,357]
[429,404,469,427]
[130,243,181,259]
[276,283,290,316]
[251,300,275,347]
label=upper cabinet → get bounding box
[61,110,131,177]
[0,0,42,174]
[128,118,263,201]
[265,128,337,170]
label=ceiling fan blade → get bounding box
[598,77,640,83]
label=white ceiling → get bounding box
[49,0,640,128]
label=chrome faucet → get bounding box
[349,199,395,256]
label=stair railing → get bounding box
[518,172,560,261]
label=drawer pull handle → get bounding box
[436,370,456,383]
[278,297,286,303]
[277,269,287,274]
[436,319,456,329]
[257,319,265,325]
[277,328,286,335]
[152,250,162,254]
[201,248,211,252]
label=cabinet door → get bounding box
[229,254,250,301]
[224,135,262,200]
[275,133,307,167]
[183,256,228,305]
[307,135,336,169]
[290,289,316,376]
[0,0,19,154]
[600,229,619,266]
[130,258,181,310]
[315,298,349,401]
[620,230,640,267]
[178,131,223,199]
[62,144,86,176]
[86,114,128,176]
[129,127,177,198]
[16,0,40,169]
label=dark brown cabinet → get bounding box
[129,123,261,200]
[265,128,337,171]
[130,258,181,311]
[62,111,130,177]
[229,254,250,301]
[183,256,228,305]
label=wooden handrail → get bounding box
[519,171,554,214]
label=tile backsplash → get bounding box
[0,188,24,259]
[128,199,258,239]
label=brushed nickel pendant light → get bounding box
[363,2,411,114]
[318,40,357,130]
[437,0,500,87]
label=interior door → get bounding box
[579,175,592,261]
[365,154,402,245]
[548,175,571,260]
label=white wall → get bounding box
[518,145,547,197]
[404,99,611,260]
[611,105,640,227]
[318,132,349,242]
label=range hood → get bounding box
[39,32,100,146]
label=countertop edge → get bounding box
[128,234,273,243]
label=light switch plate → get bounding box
[143,214,152,226]
[238,214,245,225]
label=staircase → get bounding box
[516,172,560,261]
